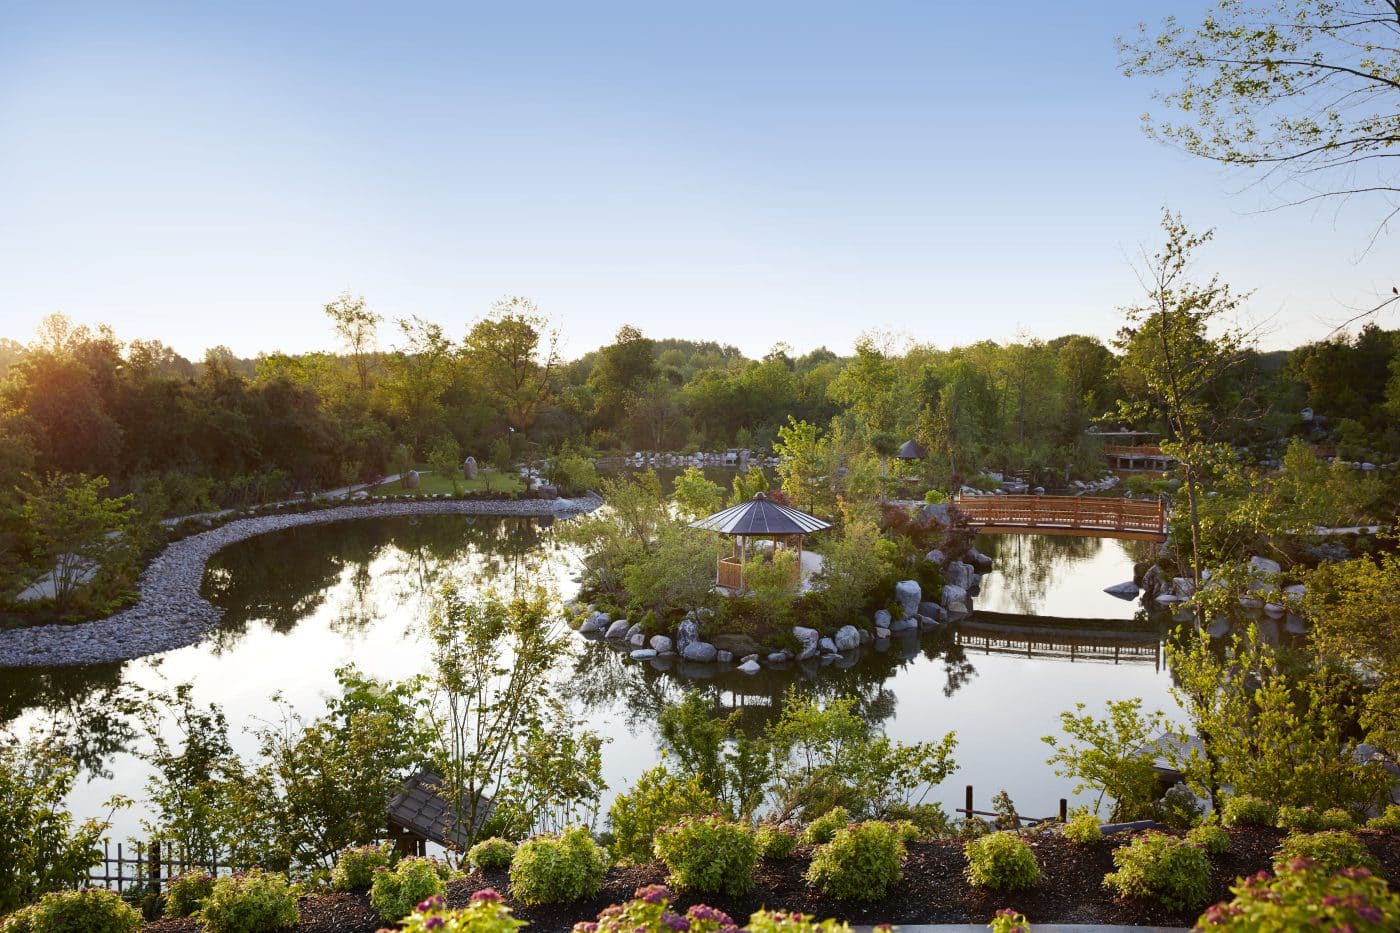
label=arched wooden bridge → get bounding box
[955,493,1168,542]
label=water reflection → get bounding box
[974,533,1160,620]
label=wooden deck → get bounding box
[956,494,1167,542]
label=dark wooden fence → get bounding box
[88,840,234,894]
[958,784,1068,828]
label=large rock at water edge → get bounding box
[925,548,946,567]
[1172,577,1196,599]
[889,616,918,633]
[945,561,975,590]
[630,648,657,660]
[894,580,922,619]
[1249,555,1282,576]
[737,659,761,674]
[675,617,701,655]
[873,609,892,628]
[919,601,948,622]
[966,547,993,572]
[650,635,673,654]
[682,640,718,662]
[604,619,631,640]
[793,625,820,660]
[833,625,860,652]
[1104,581,1139,600]
[940,583,969,615]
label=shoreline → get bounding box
[0,495,602,670]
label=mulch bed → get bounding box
[142,827,1400,932]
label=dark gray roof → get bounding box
[689,493,831,536]
[387,768,495,849]
[896,439,929,459]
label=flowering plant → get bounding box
[1195,858,1397,930]
[396,890,528,933]
[744,910,854,933]
[572,885,739,933]
[987,909,1031,933]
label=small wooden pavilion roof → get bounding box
[689,492,831,537]
[387,768,495,849]
[896,439,929,460]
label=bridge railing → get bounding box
[955,494,1166,536]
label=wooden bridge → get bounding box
[955,494,1168,542]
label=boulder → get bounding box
[873,609,892,628]
[1238,596,1264,610]
[941,584,969,615]
[1032,486,1045,495]
[604,619,631,640]
[945,561,975,590]
[463,457,478,480]
[894,580,922,619]
[918,615,940,630]
[629,633,645,648]
[675,617,701,655]
[404,470,421,489]
[833,625,860,651]
[889,617,918,633]
[716,650,733,664]
[1249,555,1282,576]
[818,637,837,653]
[925,548,947,567]
[713,632,763,658]
[920,601,948,622]
[1172,577,1196,599]
[1140,563,1165,600]
[579,613,606,635]
[793,626,820,660]
[650,635,673,654]
[921,503,953,526]
[875,626,891,639]
[767,650,793,664]
[737,659,761,674]
[741,654,759,664]
[537,484,560,499]
[682,641,718,662]
[966,548,993,572]
[630,648,657,660]
[1104,581,1140,600]
[626,622,643,639]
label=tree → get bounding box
[464,298,560,431]
[671,467,725,520]
[1043,699,1172,822]
[588,325,657,432]
[21,473,132,615]
[427,435,462,494]
[773,418,839,516]
[383,316,456,455]
[1121,2,1400,222]
[324,292,381,393]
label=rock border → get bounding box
[0,495,603,670]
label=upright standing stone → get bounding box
[464,457,478,480]
[404,470,421,490]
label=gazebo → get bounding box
[896,439,928,460]
[690,492,832,591]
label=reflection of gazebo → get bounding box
[690,493,832,591]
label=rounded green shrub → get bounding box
[330,844,392,892]
[801,806,851,846]
[1197,860,1399,930]
[199,870,299,933]
[508,826,609,905]
[469,837,517,872]
[755,823,799,860]
[1275,804,1323,833]
[1220,794,1275,828]
[1319,807,1357,831]
[369,856,448,923]
[1273,831,1377,875]
[607,766,721,864]
[15,890,140,933]
[1186,823,1230,856]
[805,821,907,901]
[1103,831,1210,911]
[963,832,1041,892]
[1366,804,1400,831]
[1062,811,1103,846]
[653,817,757,896]
[0,905,34,933]
[891,819,921,844]
[165,870,216,918]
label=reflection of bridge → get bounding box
[956,494,1167,542]
[955,617,1163,669]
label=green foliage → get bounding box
[1062,810,1103,846]
[883,802,954,839]
[399,891,526,933]
[987,909,1032,933]
[809,519,891,625]
[576,885,738,933]
[0,741,112,916]
[369,857,449,923]
[1042,699,1169,822]
[745,910,853,933]
[165,870,216,918]
[804,821,906,901]
[199,869,300,933]
[653,817,758,896]
[802,807,851,846]
[990,789,1020,831]
[1197,859,1400,931]
[741,549,799,623]
[963,832,1041,891]
[671,467,725,520]
[1320,808,1358,831]
[19,472,134,614]
[1273,831,1377,876]
[330,844,391,892]
[922,489,947,505]
[1275,805,1323,834]
[607,766,722,864]
[1366,804,1400,831]
[1103,831,1210,911]
[1186,823,1230,856]
[13,889,139,933]
[427,435,462,494]
[468,837,517,872]
[508,826,609,905]
[656,691,770,821]
[754,823,799,860]
[550,455,600,498]
[1219,795,1275,829]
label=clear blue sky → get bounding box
[1,1,1394,361]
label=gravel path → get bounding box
[0,496,601,669]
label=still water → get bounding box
[0,514,1179,845]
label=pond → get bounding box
[0,514,1182,848]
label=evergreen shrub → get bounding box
[1062,811,1103,846]
[653,817,757,896]
[1273,831,1377,875]
[754,823,799,861]
[1220,795,1275,828]
[1102,831,1210,911]
[1186,823,1230,856]
[469,837,517,872]
[963,832,1041,891]
[200,870,300,933]
[369,857,448,923]
[330,844,392,892]
[165,870,216,918]
[805,822,906,901]
[801,807,850,846]
[509,826,609,905]
[7,890,140,933]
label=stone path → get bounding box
[0,495,601,669]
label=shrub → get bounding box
[330,844,392,892]
[399,891,526,933]
[1220,795,1275,828]
[987,909,1032,933]
[805,821,906,901]
[469,837,517,872]
[11,890,139,933]
[607,766,721,864]
[959,816,992,840]
[802,806,851,846]
[1186,823,1230,856]
[963,832,1041,892]
[1102,831,1210,911]
[745,910,853,933]
[200,870,300,933]
[755,823,799,861]
[1275,804,1323,833]
[1320,807,1357,830]
[165,870,216,918]
[653,817,757,896]
[369,857,448,923]
[1157,783,1204,829]
[579,885,740,933]
[1062,810,1102,846]
[1273,830,1377,875]
[509,826,609,905]
[1366,804,1400,831]
[1197,860,1399,930]
[884,801,954,838]
[891,820,921,844]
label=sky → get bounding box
[1,1,1395,362]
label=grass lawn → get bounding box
[372,467,524,497]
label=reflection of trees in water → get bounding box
[0,663,148,779]
[979,534,1104,616]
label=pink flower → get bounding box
[636,884,672,905]
[471,888,503,902]
[416,894,446,912]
